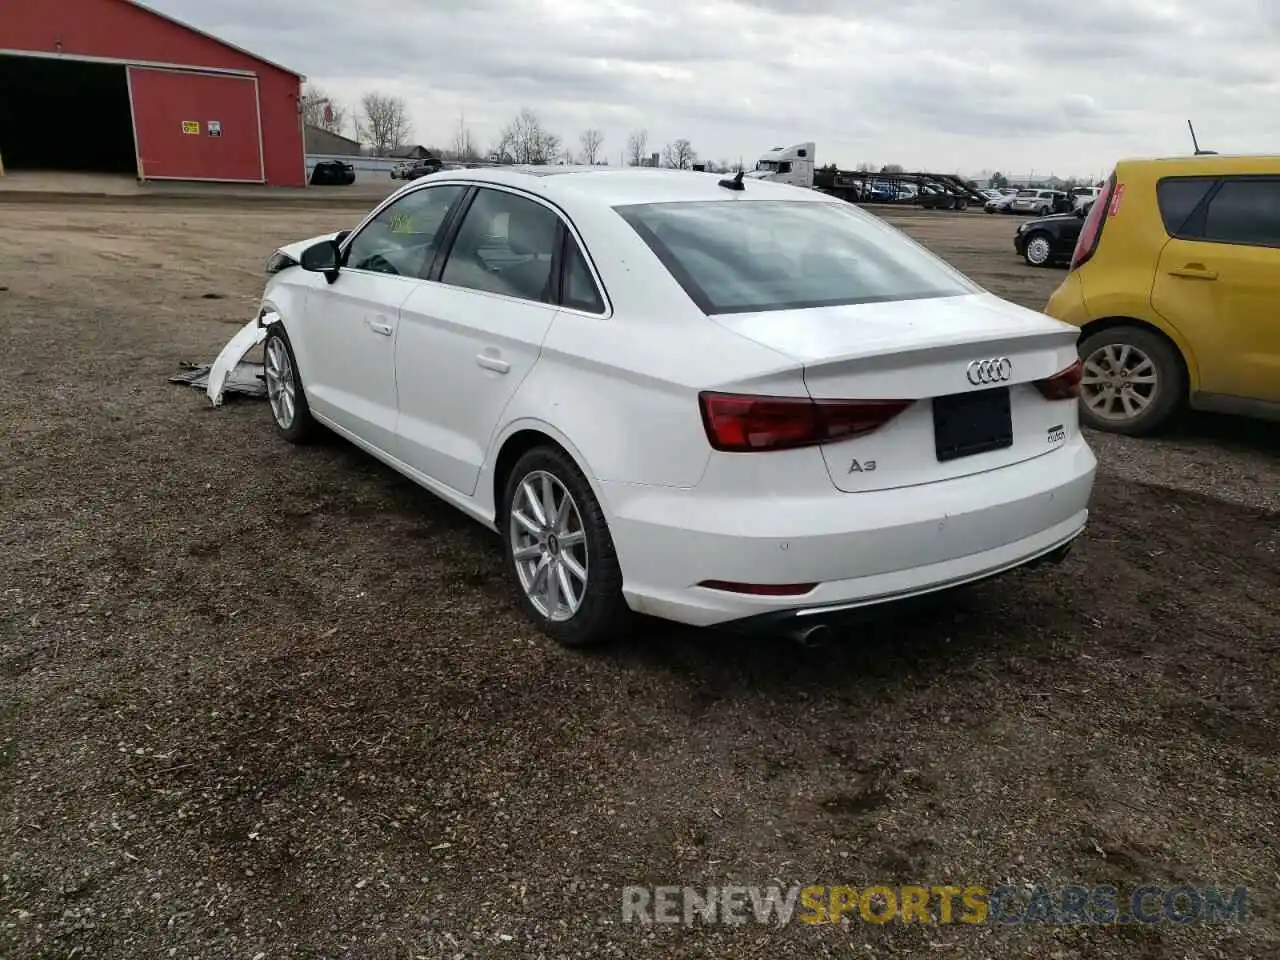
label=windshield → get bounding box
[613,199,978,315]
[755,160,778,171]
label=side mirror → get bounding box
[300,239,341,283]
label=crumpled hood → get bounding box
[276,231,342,263]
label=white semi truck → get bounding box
[744,142,988,210]
[744,142,817,188]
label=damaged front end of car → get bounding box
[197,230,348,405]
[201,307,280,406]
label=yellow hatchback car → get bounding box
[1045,154,1280,434]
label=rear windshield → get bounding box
[613,199,977,315]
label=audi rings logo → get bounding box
[966,357,1014,385]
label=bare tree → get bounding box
[579,128,604,166]
[626,129,648,167]
[500,108,562,165]
[662,138,697,170]
[301,84,348,136]
[488,128,515,164]
[448,113,480,162]
[357,92,412,157]
[880,163,904,173]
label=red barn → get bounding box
[0,0,307,186]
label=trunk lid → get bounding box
[710,293,1083,492]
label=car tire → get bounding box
[1077,326,1186,435]
[501,445,633,647]
[263,324,318,444]
[1022,231,1054,267]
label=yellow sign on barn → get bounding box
[181,121,200,135]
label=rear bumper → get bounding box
[717,524,1082,635]
[603,435,1097,629]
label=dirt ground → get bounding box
[0,197,1277,960]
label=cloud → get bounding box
[155,0,1279,175]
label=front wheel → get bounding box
[263,324,318,444]
[502,446,632,647]
[1077,326,1186,435]
[1022,232,1053,267]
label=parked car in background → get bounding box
[309,160,355,186]
[405,158,444,180]
[1010,189,1069,215]
[391,160,414,179]
[1045,153,1280,434]
[1015,201,1093,267]
[1070,186,1102,210]
[985,191,1018,214]
[240,167,1095,646]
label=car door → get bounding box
[394,186,567,495]
[1150,176,1280,402]
[300,183,467,454]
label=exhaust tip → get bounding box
[789,623,832,647]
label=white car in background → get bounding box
[1010,188,1065,215]
[227,167,1096,646]
[1071,186,1102,210]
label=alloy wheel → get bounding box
[264,336,296,430]
[1025,236,1051,265]
[508,470,589,622]
[1081,342,1159,422]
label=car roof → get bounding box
[410,165,828,207]
[1114,153,1280,176]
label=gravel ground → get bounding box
[0,199,1277,960]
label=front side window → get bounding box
[345,185,465,277]
[615,199,978,315]
[1201,179,1280,247]
[440,188,560,302]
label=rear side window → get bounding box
[1156,177,1216,236]
[614,199,977,315]
[1201,179,1280,248]
[440,188,560,302]
[561,237,605,314]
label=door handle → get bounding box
[475,353,510,374]
[365,318,394,336]
[1168,264,1218,281]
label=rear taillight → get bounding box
[1069,172,1119,271]
[1035,359,1083,400]
[698,392,913,452]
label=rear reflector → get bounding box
[1034,359,1084,400]
[698,580,818,596]
[699,392,913,452]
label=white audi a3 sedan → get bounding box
[248,166,1096,646]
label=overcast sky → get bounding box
[156,0,1278,178]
